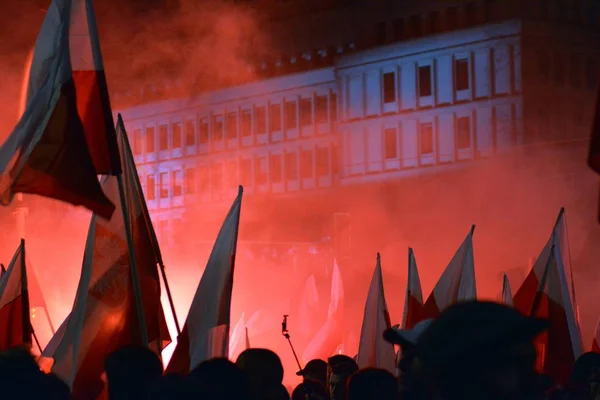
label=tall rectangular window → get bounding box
[185,121,195,146]
[285,152,298,180]
[300,99,313,127]
[159,172,169,198]
[285,101,297,130]
[315,95,328,124]
[409,15,422,37]
[446,7,459,30]
[212,163,223,193]
[383,72,396,104]
[330,92,338,121]
[255,106,266,134]
[300,150,314,179]
[199,118,209,143]
[465,2,478,26]
[146,127,155,153]
[420,123,434,155]
[419,65,432,97]
[392,18,404,41]
[133,129,143,155]
[256,157,268,185]
[554,55,565,86]
[212,115,223,141]
[270,154,283,183]
[185,169,196,194]
[172,170,183,196]
[455,58,470,91]
[226,113,237,139]
[269,104,282,132]
[241,110,252,137]
[384,128,398,159]
[159,125,169,151]
[429,11,441,34]
[316,147,329,177]
[172,122,182,148]
[146,175,155,200]
[376,22,387,45]
[456,116,471,149]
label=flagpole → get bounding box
[31,324,43,354]
[116,173,149,347]
[117,114,181,336]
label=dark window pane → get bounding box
[465,3,478,26]
[185,121,195,146]
[227,113,237,139]
[376,22,387,45]
[384,128,397,159]
[420,123,434,154]
[383,72,396,103]
[146,175,155,200]
[199,118,209,143]
[285,101,297,130]
[172,123,182,148]
[159,125,168,151]
[455,58,470,91]
[419,66,432,97]
[330,92,338,121]
[270,104,281,132]
[393,18,405,41]
[446,7,459,30]
[241,110,252,137]
[457,116,471,149]
[255,107,266,134]
[409,15,422,37]
[300,99,313,127]
[146,127,155,152]
[315,96,328,124]
[429,11,441,34]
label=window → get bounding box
[145,127,155,153]
[133,129,143,155]
[199,118,209,143]
[227,161,237,188]
[330,92,338,121]
[212,164,223,193]
[586,58,596,90]
[456,116,471,149]
[256,157,267,185]
[212,115,223,141]
[241,110,252,137]
[255,106,266,134]
[240,158,252,186]
[554,55,565,86]
[226,113,237,139]
[146,175,155,200]
[172,122,182,148]
[185,169,196,194]
[570,55,581,88]
[537,52,549,83]
[446,7,459,30]
[384,128,398,159]
[285,152,298,180]
[185,121,195,146]
[159,172,169,198]
[419,66,432,97]
[159,125,168,151]
[198,166,209,193]
[428,11,441,34]
[300,99,313,127]
[409,15,422,37]
[465,3,478,26]
[455,58,470,91]
[285,101,297,130]
[331,144,339,175]
[300,150,314,179]
[172,170,183,196]
[316,147,329,177]
[383,72,396,104]
[393,18,404,41]
[315,95,328,124]
[269,104,282,132]
[270,154,283,183]
[420,123,434,155]
[376,22,387,45]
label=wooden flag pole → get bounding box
[116,173,149,347]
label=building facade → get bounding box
[114,0,599,262]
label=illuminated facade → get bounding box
[114,0,600,253]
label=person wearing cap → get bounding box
[296,359,328,387]
[410,300,547,400]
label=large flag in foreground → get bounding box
[402,248,425,329]
[0,240,33,351]
[302,259,345,362]
[0,0,119,218]
[166,187,243,374]
[513,210,582,383]
[357,254,395,374]
[43,118,170,399]
[424,226,476,318]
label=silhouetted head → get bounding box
[236,348,284,399]
[147,373,197,399]
[291,379,330,400]
[347,368,397,400]
[415,300,547,400]
[326,354,358,400]
[297,359,327,386]
[190,357,250,399]
[104,345,163,400]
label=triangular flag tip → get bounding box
[470,225,476,235]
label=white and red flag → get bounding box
[424,225,476,318]
[296,275,320,340]
[0,240,33,351]
[356,254,395,373]
[42,117,170,399]
[502,274,513,306]
[0,0,120,218]
[513,209,582,383]
[302,259,345,363]
[166,187,243,374]
[402,248,425,329]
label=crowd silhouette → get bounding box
[3,300,600,400]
